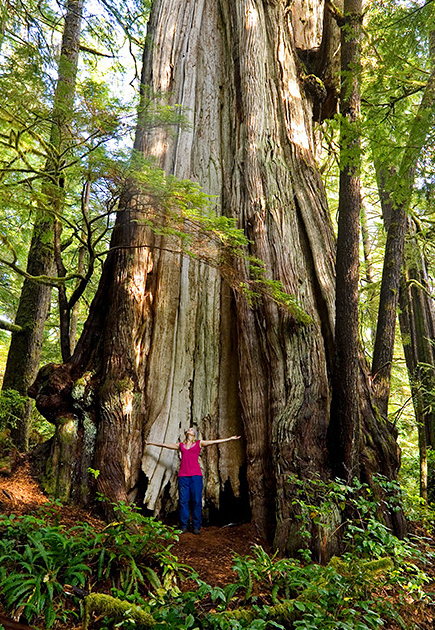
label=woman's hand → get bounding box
[201,435,242,447]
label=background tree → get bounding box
[0,0,149,449]
[330,0,363,482]
[363,0,435,499]
[368,4,435,416]
[1,0,85,450]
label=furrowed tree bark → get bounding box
[2,0,84,450]
[30,0,405,551]
[360,203,374,287]
[375,158,435,503]
[360,202,377,347]
[330,0,362,482]
[376,189,435,502]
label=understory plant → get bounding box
[85,534,430,630]
[0,512,92,627]
[0,484,432,630]
[287,474,432,604]
[114,549,405,630]
[0,501,186,628]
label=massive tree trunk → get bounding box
[30,0,404,551]
[3,0,84,451]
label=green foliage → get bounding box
[0,389,28,429]
[0,0,152,370]
[0,497,432,630]
[125,154,312,322]
[144,549,400,630]
[0,501,187,628]
[92,499,187,598]
[88,466,101,479]
[286,473,430,596]
[363,0,435,175]
[0,428,13,469]
[0,389,54,444]
[0,512,91,628]
[30,406,56,444]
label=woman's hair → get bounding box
[184,426,198,441]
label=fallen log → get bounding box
[0,613,36,630]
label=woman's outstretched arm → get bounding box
[146,441,179,450]
[200,436,241,447]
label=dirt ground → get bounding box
[171,523,269,587]
[0,456,104,532]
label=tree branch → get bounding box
[0,319,21,333]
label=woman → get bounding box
[146,428,241,534]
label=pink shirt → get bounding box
[178,441,202,477]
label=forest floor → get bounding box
[0,456,267,586]
[0,455,434,629]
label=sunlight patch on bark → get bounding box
[291,0,325,50]
[278,34,310,151]
[123,390,134,416]
[245,3,259,29]
[150,138,167,160]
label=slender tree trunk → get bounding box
[330,0,362,482]
[376,165,435,500]
[397,229,435,500]
[30,0,405,550]
[69,178,90,354]
[0,0,8,48]
[2,220,55,450]
[419,409,428,502]
[372,27,435,417]
[360,204,374,286]
[360,203,377,345]
[373,26,435,497]
[2,0,84,450]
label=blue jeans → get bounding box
[178,475,203,530]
